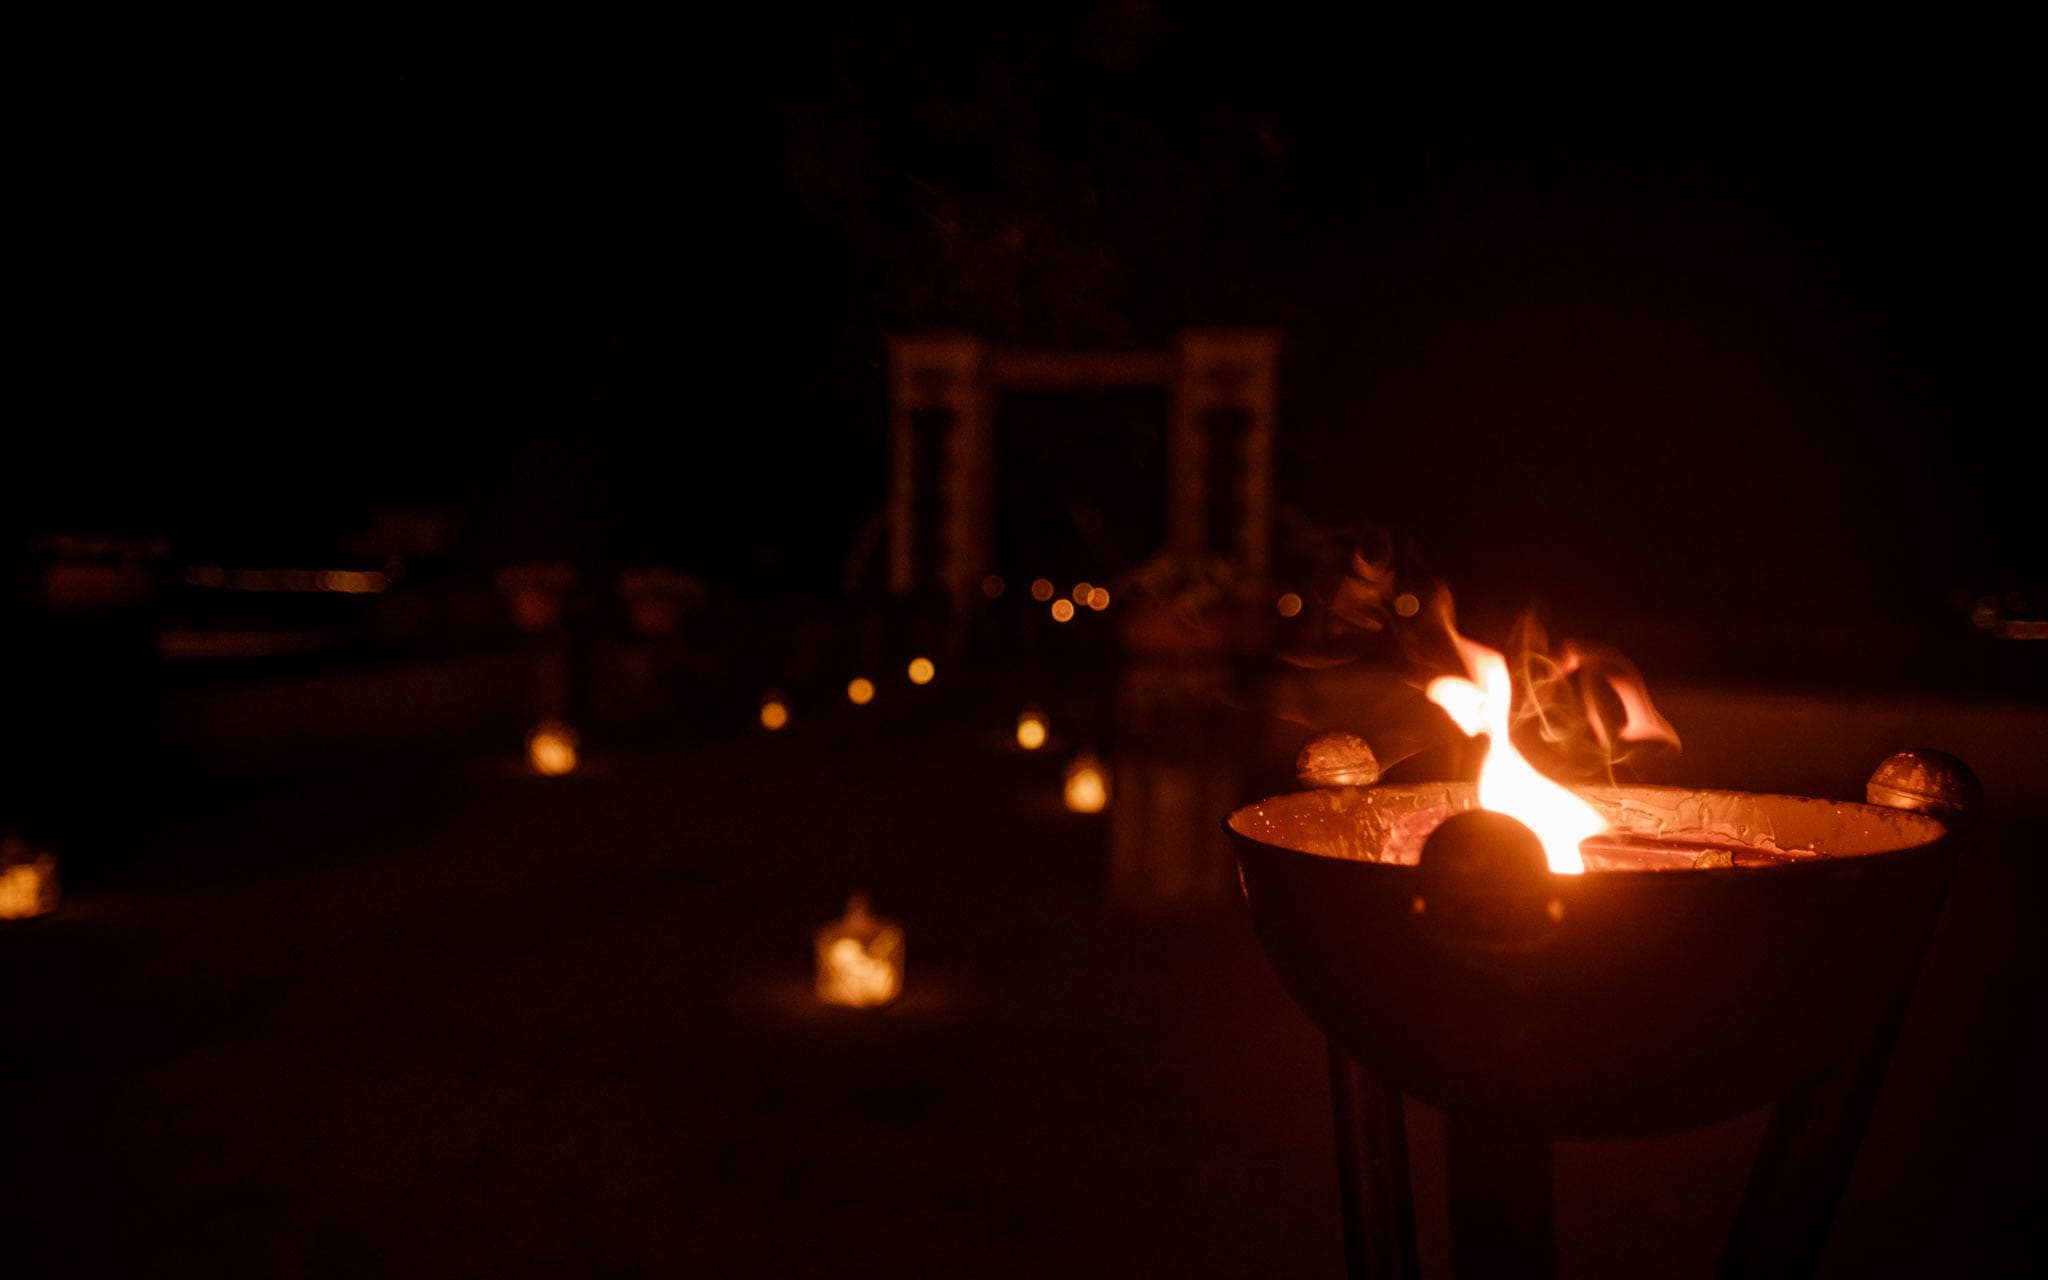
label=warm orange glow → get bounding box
[629,597,681,636]
[814,893,904,1008]
[1394,592,1421,617]
[0,837,58,920]
[511,590,559,632]
[1275,591,1302,618]
[1426,634,1604,874]
[1064,754,1110,813]
[320,570,388,594]
[847,677,876,706]
[1050,599,1075,623]
[185,566,388,594]
[1086,587,1110,611]
[1072,581,1093,603]
[982,574,1006,599]
[1030,578,1056,602]
[907,656,936,685]
[759,699,789,731]
[526,721,579,776]
[1016,708,1048,750]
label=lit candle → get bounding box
[0,835,58,920]
[1064,753,1110,813]
[527,720,579,776]
[814,893,904,1008]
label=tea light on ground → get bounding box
[526,720,579,776]
[907,656,936,685]
[1064,753,1110,813]
[0,834,58,920]
[814,893,904,1008]
[846,677,875,706]
[759,697,789,730]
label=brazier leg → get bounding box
[1717,954,1934,1276]
[1443,1114,1554,1280]
[1718,848,1958,1279]
[1327,1041,1419,1280]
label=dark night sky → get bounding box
[20,7,2042,626]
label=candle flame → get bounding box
[821,937,901,1006]
[815,893,903,1008]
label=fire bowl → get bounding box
[1226,782,1958,1141]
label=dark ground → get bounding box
[3,661,2044,1278]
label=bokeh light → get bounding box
[1016,708,1048,750]
[1063,754,1110,813]
[527,721,579,776]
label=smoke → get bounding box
[1285,528,1682,784]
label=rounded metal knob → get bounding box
[1866,748,1983,832]
[1296,731,1381,789]
[1420,809,1550,887]
[1415,810,1562,954]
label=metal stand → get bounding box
[1444,1115,1555,1280]
[1326,916,1945,1280]
[1716,876,1954,1278]
[1328,1042,1419,1279]
[1328,1044,1554,1280]
[1293,753,1978,1280]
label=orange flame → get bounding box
[1507,614,1681,774]
[1427,627,1606,875]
